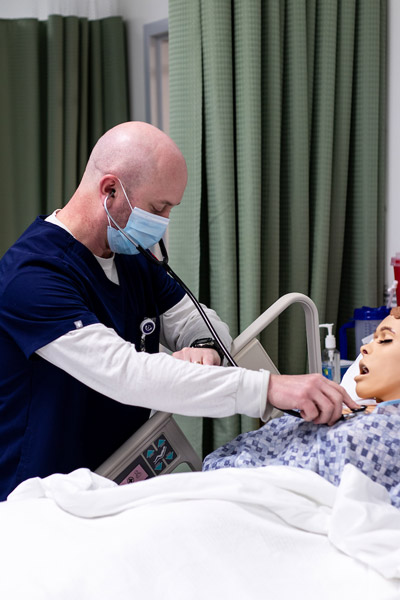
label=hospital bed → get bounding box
[1,293,400,600]
[95,292,322,483]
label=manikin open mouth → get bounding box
[359,363,369,375]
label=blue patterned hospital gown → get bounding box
[203,400,400,508]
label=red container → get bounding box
[391,254,400,306]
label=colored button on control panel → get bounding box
[116,455,153,485]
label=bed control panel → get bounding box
[115,433,177,484]
[95,412,203,484]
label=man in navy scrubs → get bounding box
[0,122,357,500]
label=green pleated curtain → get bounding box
[0,15,129,256]
[168,0,386,456]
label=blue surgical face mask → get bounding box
[105,181,169,255]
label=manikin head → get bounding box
[355,307,400,402]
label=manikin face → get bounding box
[355,315,400,402]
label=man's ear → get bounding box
[100,175,118,201]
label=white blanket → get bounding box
[1,465,400,600]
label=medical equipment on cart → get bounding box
[96,292,322,483]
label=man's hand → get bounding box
[268,373,360,426]
[172,347,221,366]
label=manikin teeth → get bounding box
[361,365,369,374]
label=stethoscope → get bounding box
[104,194,237,367]
[104,196,366,423]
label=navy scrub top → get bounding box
[0,216,185,500]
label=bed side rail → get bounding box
[231,292,322,375]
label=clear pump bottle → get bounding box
[319,323,341,384]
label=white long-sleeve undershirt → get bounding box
[36,321,271,420]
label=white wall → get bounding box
[386,0,400,286]
[119,0,168,122]
[0,0,120,19]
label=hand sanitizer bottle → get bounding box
[319,323,341,383]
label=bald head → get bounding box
[83,121,186,194]
[58,122,187,257]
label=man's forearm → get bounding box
[36,323,270,420]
